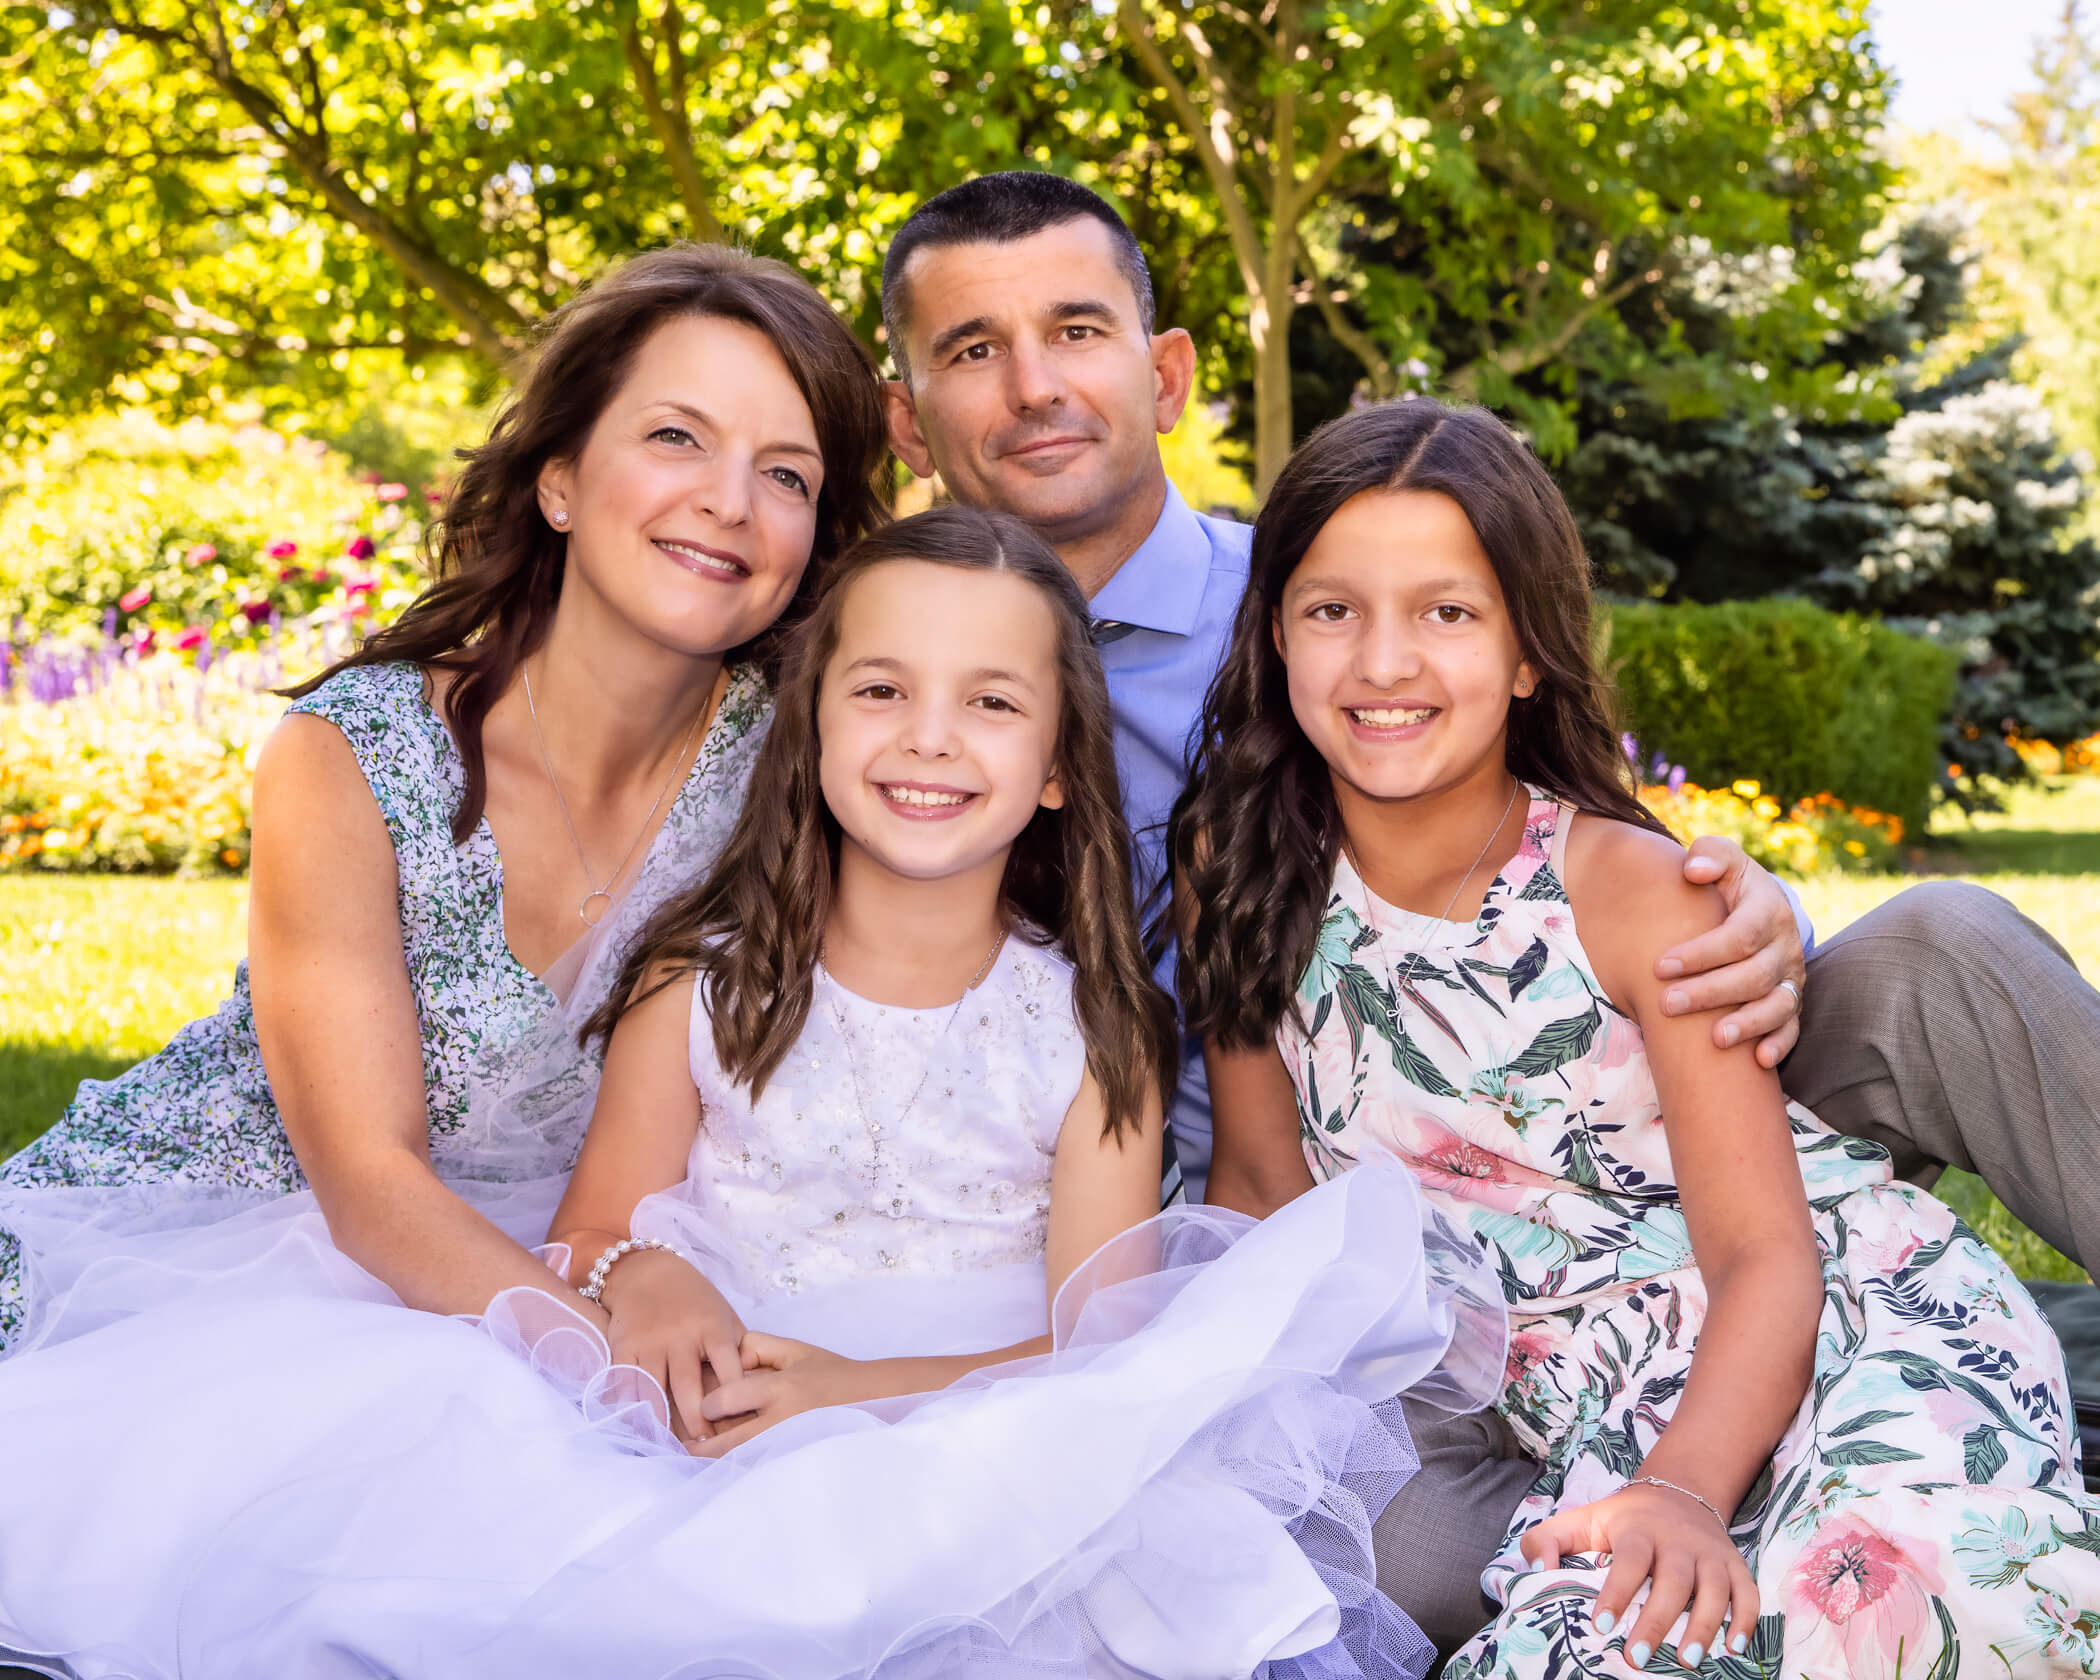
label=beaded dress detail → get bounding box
[665,937,1079,1297]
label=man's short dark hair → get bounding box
[881,172,1157,383]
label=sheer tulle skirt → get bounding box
[0,1158,1502,1680]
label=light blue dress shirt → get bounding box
[1090,483,1249,1200]
[1093,481,1813,1204]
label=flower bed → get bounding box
[0,628,359,874]
[1638,779,1907,875]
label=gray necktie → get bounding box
[1090,618,1138,645]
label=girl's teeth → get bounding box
[1353,707,1437,727]
[886,787,968,807]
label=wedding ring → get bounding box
[1777,978,1802,1012]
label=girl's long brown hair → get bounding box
[587,506,1178,1142]
[286,243,892,843]
[1169,398,1669,1050]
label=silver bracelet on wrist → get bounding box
[578,1236,676,1302]
[1630,1475,1728,1530]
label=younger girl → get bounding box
[0,507,1496,1680]
[1174,400,2100,1679]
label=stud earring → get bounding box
[551,510,570,528]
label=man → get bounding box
[879,170,2100,1656]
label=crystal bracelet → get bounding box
[579,1236,677,1302]
[1630,1475,1728,1530]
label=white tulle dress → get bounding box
[0,935,1504,1680]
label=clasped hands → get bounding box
[595,1247,860,1457]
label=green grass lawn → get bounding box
[1,778,2094,1280]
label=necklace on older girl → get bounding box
[1351,778,1521,998]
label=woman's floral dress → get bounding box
[0,660,769,1352]
[1280,789,2100,1678]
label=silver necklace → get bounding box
[1355,778,1521,995]
[826,931,1006,1158]
[521,658,708,927]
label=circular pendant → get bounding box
[579,889,615,927]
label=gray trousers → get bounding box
[1374,880,2100,1661]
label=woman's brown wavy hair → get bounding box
[1169,397,1668,1051]
[587,505,1178,1142]
[286,243,892,843]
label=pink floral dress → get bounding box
[1280,789,2100,1678]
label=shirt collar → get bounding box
[1086,481,1211,639]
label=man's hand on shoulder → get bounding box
[1656,838,1807,1069]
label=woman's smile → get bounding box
[653,536,750,580]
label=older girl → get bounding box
[1176,399,2100,1679]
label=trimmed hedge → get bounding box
[1604,598,1959,834]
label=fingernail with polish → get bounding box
[1594,1608,1615,1635]
[1682,1641,1704,1668]
[1730,1633,1750,1654]
[1629,1642,1651,1669]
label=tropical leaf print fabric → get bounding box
[0,661,769,1352]
[1279,789,2100,1677]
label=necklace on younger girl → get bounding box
[826,929,1007,1163]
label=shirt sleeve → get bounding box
[1781,872,1816,957]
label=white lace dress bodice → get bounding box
[674,936,1083,1298]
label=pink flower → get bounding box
[1401,1115,1555,1213]
[376,482,408,502]
[278,565,306,583]
[344,576,378,597]
[1504,1329,1555,1380]
[239,600,274,624]
[118,584,152,612]
[134,629,156,653]
[267,540,298,560]
[345,535,376,560]
[184,542,217,566]
[174,625,207,651]
[1787,1514,1945,1680]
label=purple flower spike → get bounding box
[1667,765,1687,794]
[1620,732,1640,767]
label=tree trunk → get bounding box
[1252,242,1298,496]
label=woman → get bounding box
[0,243,890,1355]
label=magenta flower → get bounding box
[345,576,378,597]
[185,542,217,566]
[239,600,274,624]
[175,625,207,651]
[376,483,408,503]
[278,565,306,584]
[119,585,152,612]
[135,629,156,653]
[346,535,377,560]
[267,540,299,560]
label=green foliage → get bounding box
[0,414,426,645]
[1564,198,2100,803]
[1238,1,1896,458]
[3,0,1904,488]
[1606,597,1958,831]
